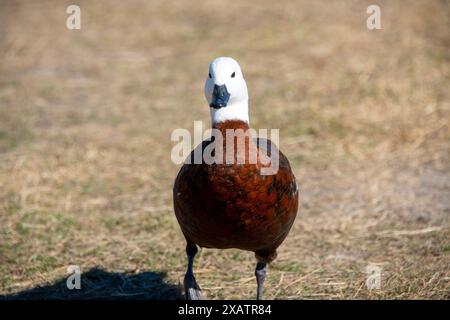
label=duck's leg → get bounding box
[255,261,267,300]
[184,241,203,300]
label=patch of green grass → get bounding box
[231,251,246,262]
[15,222,30,236]
[327,118,348,139]
[0,126,32,152]
[32,255,58,271]
[1,194,22,215]
[54,214,80,234]
[81,183,94,195]
[274,261,302,273]
[102,216,126,231]
[139,214,177,233]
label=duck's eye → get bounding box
[208,73,212,79]
[231,72,235,78]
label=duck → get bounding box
[173,57,299,300]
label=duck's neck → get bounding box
[210,100,249,125]
[212,120,250,133]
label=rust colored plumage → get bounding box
[173,120,299,263]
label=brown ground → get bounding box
[0,0,449,299]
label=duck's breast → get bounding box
[173,137,299,251]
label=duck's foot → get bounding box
[184,273,204,300]
[255,262,267,300]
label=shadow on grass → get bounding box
[0,268,183,300]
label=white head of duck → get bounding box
[204,57,249,125]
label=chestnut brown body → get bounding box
[173,121,299,263]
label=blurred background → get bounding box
[0,0,449,299]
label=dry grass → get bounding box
[0,0,449,299]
